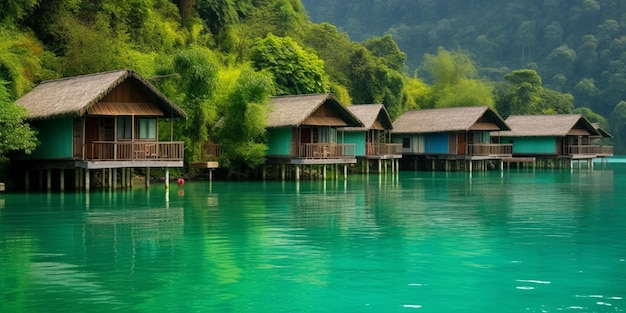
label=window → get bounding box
[138,118,156,140]
[402,137,410,148]
[317,127,336,143]
[117,116,132,139]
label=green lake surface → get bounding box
[1,161,625,312]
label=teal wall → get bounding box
[342,132,366,156]
[424,133,449,154]
[267,127,292,156]
[31,117,74,158]
[502,136,556,154]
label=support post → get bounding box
[281,164,286,181]
[46,169,52,191]
[112,169,117,189]
[295,165,300,181]
[145,167,150,189]
[165,167,170,189]
[85,170,90,191]
[60,169,65,192]
[108,168,113,189]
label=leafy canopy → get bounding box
[250,33,329,95]
[0,81,38,158]
[218,68,273,174]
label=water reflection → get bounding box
[1,166,625,312]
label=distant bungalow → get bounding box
[492,114,612,169]
[391,106,512,171]
[339,104,402,174]
[264,93,363,180]
[14,70,187,191]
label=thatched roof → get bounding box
[592,123,613,138]
[16,69,187,120]
[267,93,362,128]
[341,104,393,131]
[496,114,600,137]
[391,106,509,134]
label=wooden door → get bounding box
[457,132,467,155]
[84,117,100,159]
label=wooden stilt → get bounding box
[281,164,286,181]
[295,165,300,181]
[112,169,117,189]
[165,167,170,189]
[108,168,112,189]
[46,169,52,191]
[129,168,133,188]
[145,168,150,188]
[85,170,90,191]
[60,169,65,192]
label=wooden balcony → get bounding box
[367,143,403,156]
[298,143,355,159]
[88,141,184,161]
[567,145,601,155]
[599,145,614,156]
[468,144,512,156]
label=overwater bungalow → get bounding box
[264,93,363,180]
[14,69,187,191]
[338,104,402,174]
[492,114,605,169]
[391,106,512,171]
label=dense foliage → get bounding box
[303,0,626,150]
[0,0,622,175]
[0,81,38,159]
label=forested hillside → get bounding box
[302,0,626,116]
[0,0,624,176]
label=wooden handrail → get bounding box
[88,141,184,161]
[468,144,512,156]
[298,143,355,159]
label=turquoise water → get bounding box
[1,163,625,312]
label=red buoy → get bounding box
[177,178,185,186]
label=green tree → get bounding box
[168,47,219,161]
[609,101,626,154]
[60,14,132,76]
[421,47,494,109]
[0,81,38,160]
[495,69,543,117]
[0,0,39,24]
[348,46,405,118]
[363,34,407,72]
[196,0,252,37]
[218,68,273,176]
[302,22,355,88]
[250,33,329,95]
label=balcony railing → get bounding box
[367,143,403,156]
[468,144,513,156]
[298,143,355,159]
[599,145,614,156]
[200,143,222,161]
[88,141,184,161]
[567,145,601,155]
